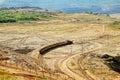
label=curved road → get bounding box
[57,42,102,80]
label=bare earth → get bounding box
[0,13,120,80]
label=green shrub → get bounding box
[0,19,16,23]
[112,21,119,25]
[108,21,120,30]
[0,10,52,23]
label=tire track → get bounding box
[57,42,102,80]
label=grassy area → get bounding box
[0,75,17,80]
[108,21,120,30]
[0,75,51,80]
[0,10,52,23]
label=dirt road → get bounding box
[57,42,102,80]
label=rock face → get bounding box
[101,54,120,73]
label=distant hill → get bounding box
[0,6,42,10]
[0,7,57,15]
[0,7,57,23]
[0,0,120,14]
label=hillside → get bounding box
[0,7,58,23]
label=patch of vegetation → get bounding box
[0,75,17,80]
[84,12,99,15]
[71,62,75,66]
[108,21,120,30]
[102,77,107,80]
[0,68,6,72]
[0,10,52,23]
[41,77,48,80]
[34,77,48,80]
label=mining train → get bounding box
[39,40,73,55]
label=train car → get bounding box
[40,40,73,55]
